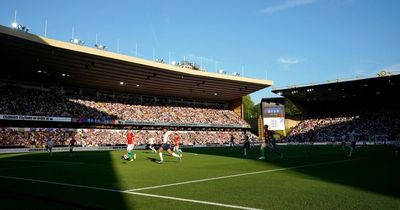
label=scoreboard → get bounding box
[261,98,285,131]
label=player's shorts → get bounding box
[127,144,134,151]
[161,143,171,150]
[149,138,154,145]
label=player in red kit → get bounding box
[259,125,270,159]
[123,130,136,161]
[259,124,283,159]
[173,132,183,156]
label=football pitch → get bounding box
[0,145,399,210]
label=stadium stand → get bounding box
[0,84,248,127]
[0,25,270,149]
[284,111,400,143]
[273,72,400,143]
[0,127,260,147]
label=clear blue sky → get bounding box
[1,0,400,103]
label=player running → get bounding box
[243,130,250,158]
[259,125,283,159]
[123,130,136,161]
[156,128,182,164]
[46,136,53,156]
[259,125,270,159]
[268,130,283,158]
[173,132,183,156]
[148,137,157,153]
[229,134,235,147]
[346,128,357,158]
[69,136,77,156]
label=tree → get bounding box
[285,98,302,116]
[253,103,261,117]
[243,95,257,119]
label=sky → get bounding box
[1,0,400,103]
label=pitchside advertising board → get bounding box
[261,99,285,131]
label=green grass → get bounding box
[0,145,399,210]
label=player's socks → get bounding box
[150,146,156,153]
[158,152,164,162]
[172,152,180,159]
[260,148,265,157]
[128,151,133,160]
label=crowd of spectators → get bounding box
[0,127,258,147]
[285,111,400,143]
[0,85,248,126]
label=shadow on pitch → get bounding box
[184,144,400,199]
[146,156,176,164]
[0,150,132,210]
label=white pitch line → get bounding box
[126,157,368,192]
[124,191,262,210]
[0,175,261,210]
[0,175,121,192]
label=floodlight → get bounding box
[70,38,85,46]
[95,44,107,50]
[11,22,29,32]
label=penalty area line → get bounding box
[0,175,261,210]
[126,157,368,192]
